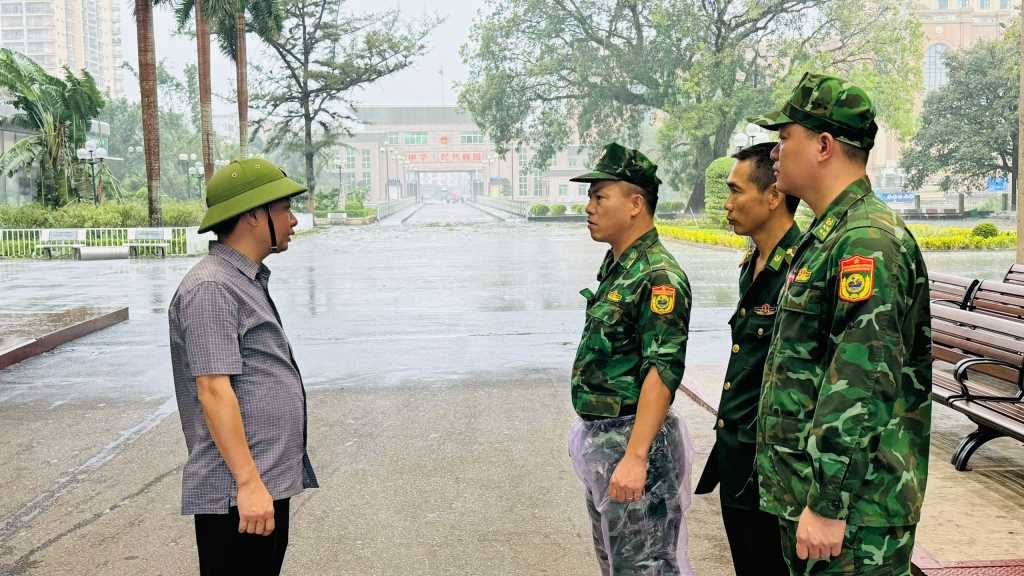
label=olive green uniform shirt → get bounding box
[572,229,692,419]
[756,178,932,527]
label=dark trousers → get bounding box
[194,498,290,576]
[720,503,788,576]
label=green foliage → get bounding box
[657,224,748,250]
[0,201,203,228]
[901,24,1019,202]
[971,222,1000,238]
[460,0,922,210]
[570,203,586,214]
[549,204,567,216]
[251,0,439,207]
[529,203,550,216]
[907,224,1015,250]
[0,48,106,206]
[704,157,735,228]
[656,201,686,214]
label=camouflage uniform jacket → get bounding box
[756,177,932,527]
[572,228,692,420]
[695,223,801,510]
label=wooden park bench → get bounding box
[33,229,86,259]
[125,228,172,258]
[1003,263,1024,286]
[929,272,979,309]
[930,305,1024,471]
[967,279,1024,321]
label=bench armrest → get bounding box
[931,298,967,309]
[953,357,1024,403]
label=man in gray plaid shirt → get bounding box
[168,158,317,575]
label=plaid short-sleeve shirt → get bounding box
[169,242,318,515]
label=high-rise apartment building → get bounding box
[0,0,121,96]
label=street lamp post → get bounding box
[187,161,204,199]
[76,141,108,205]
[179,153,198,199]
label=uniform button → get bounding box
[740,308,747,316]
[723,381,732,391]
[717,419,726,429]
[757,328,765,337]
[731,344,740,354]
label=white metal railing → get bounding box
[372,197,418,221]
[474,196,530,218]
[0,227,207,259]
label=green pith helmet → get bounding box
[197,157,307,234]
[570,142,662,196]
[748,72,878,151]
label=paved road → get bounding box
[0,204,1020,574]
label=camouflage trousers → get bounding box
[569,412,694,576]
[778,519,916,576]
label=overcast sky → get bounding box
[118,0,487,115]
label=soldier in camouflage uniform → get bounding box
[694,142,800,576]
[748,73,932,575]
[567,143,695,575]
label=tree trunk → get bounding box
[235,12,248,159]
[135,0,161,225]
[1018,0,1024,262]
[303,103,315,213]
[196,0,215,188]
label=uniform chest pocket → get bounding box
[585,301,634,353]
[780,283,824,316]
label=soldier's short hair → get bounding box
[839,140,869,166]
[732,143,799,214]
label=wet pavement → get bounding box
[0,202,1021,574]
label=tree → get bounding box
[460,0,922,211]
[174,0,216,186]
[0,49,104,206]
[134,0,164,224]
[901,26,1019,210]
[211,0,284,158]
[251,0,439,212]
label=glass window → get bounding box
[1,3,22,14]
[958,0,968,7]
[404,132,427,145]
[386,133,401,145]
[460,132,484,144]
[979,0,991,7]
[1000,0,1009,7]
[578,183,588,196]
[361,172,370,185]
[558,184,568,197]
[937,0,948,7]
[924,44,949,91]
[519,175,528,196]
[361,149,371,170]
[3,29,24,40]
[25,2,49,13]
[346,148,356,169]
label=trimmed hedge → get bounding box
[971,222,999,238]
[0,201,205,228]
[703,157,735,228]
[529,204,550,216]
[657,224,748,250]
[549,204,567,216]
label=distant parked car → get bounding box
[446,190,462,203]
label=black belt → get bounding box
[581,403,637,421]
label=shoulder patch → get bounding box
[838,255,874,303]
[650,285,676,315]
[607,290,623,303]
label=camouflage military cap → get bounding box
[748,72,878,151]
[570,142,662,195]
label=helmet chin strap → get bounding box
[264,205,280,253]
